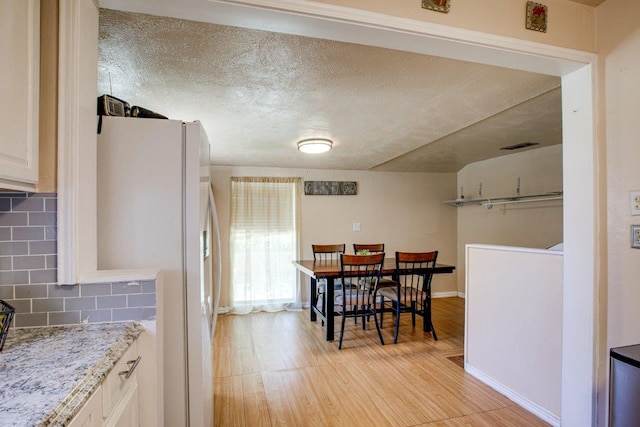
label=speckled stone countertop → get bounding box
[0,322,144,426]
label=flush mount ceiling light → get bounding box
[297,138,333,154]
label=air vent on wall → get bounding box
[500,142,540,151]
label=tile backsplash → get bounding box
[0,193,156,327]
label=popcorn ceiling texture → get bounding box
[0,193,155,327]
[97,8,562,173]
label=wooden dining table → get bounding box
[292,257,456,341]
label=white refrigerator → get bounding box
[96,116,221,427]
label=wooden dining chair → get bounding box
[377,251,439,344]
[354,243,395,317]
[312,244,345,325]
[353,243,384,254]
[335,252,385,349]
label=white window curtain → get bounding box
[230,177,302,314]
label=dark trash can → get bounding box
[610,345,640,427]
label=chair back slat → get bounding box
[312,244,345,262]
[353,243,385,254]
[395,251,438,295]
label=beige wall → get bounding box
[599,0,640,349]
[313,0,596,52]
[597,0,640,422]
[211,166,458,308]
[456,145,564,293]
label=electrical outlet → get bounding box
[631,191,640,216]
[632,225,640,249]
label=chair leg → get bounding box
[379,294,384,325]
[373,308,385,346]
[393,300,401,344]
[338,312,347,350]
[411,301,417,327]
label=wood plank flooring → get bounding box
[213,297,550,426]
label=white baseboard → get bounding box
[464,364,560,427]
[432,291,459,298]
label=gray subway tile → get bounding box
[29,212,56,226]
[0,257,11,271]
[64,297,96,311]
[0,242,28,256]
[30,269,57,284]
[81,310,112,323]
[127,293,156,308]
[49,311,80,326]
[0,213,28,227]
[48,284,79,298]
[0,285,13,299]
[12,197,44,212]
[112,282,142,295]
[80,283,112,297]
[0,198,9,212]
[45,227,57,240]
[0,271,29,286]
[141,280,156,293]
[97,295,126,309]
[46,255,57,269]
[14,312,48,327]
[4,299,31,314]
[12,227,45,241]
[15,284,47,299]
[29,241,56,255]
[112,307,144,321]
[142,307,156,320]
[0,228,10,241]
[13,256,46,270]
[33,298,64,313]
[45,198,57,212]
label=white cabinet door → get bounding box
[104,379,139,427]
[0,0,39,191]
[67,386,103,427]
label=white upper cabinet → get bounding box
[0,0,39,191]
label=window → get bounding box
[230,177,301,313]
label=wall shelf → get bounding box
[443,191,563,208]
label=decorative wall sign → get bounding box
[526,1,548,33]
[421,0,450,13]
[304,181,357,196]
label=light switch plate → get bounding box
[632,225,640,249]
[353,222,361,232]
[631,191,640,216]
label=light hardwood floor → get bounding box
[213,297,550,426]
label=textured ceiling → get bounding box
[98,9,562,173]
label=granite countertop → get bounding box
[0,322,144,427]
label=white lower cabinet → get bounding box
[69,339,142,427]
[68,385,103,427]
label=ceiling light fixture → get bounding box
[297,138,333,154]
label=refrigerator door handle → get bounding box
[209,186,222,337]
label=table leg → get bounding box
[326,277,334,341]
[310,277,317,322]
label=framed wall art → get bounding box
[421,0,450,14]
[526,1,548,33]
[304,181,357,196]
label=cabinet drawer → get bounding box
[102,340,141,418]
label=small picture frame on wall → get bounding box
[421,0,450,14]
[526,1,548,33]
